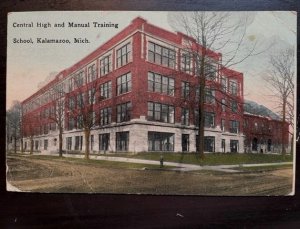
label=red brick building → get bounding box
[243,113,289,153]
[21,17,288,154]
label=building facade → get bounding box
[243,113,289,153]
[21,17,288,154]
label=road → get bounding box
[6,155,293,195]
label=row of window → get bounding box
[221,77,239,96]
[67,102,131,130]
[63,131,240,153]
[148,41,219,81]
[69,103,239,135]
[24,42,132,113]
[66,132,129,152]
[66,97,240,133]
[68,72,131,110]
[23,39,239,114]
[68,43,132,92]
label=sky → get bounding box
[6,11,296,111]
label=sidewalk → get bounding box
[45,153,293,173]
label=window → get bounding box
[77,93,84,108]
[116,132,129,151]
[100,55,112,76]
[117,102,131,123]
[69,96,75,109]
[117,72,132,95]
[88,88,96,104]
[204,64,217,80]
[221,139,226,153]
[99,133,110,151]
[49,106,55,117]
[35,140,39,150]
[90,135,94,151]
[68,77,75,92]
[148,132,174,151]
[147,102,174,123]
[68,116,75,130]
[77,115,83,129]
[194,109,199,126]
[204,112,215,128]
[148,72,174,96]
[148,42,176,68]
[75,136,83,150]
[116,43,131,68]
[229,120,239,133]
[181,81,190,98]
[49,122,56,131]
[221,99,226,112]
[87,64,97,82]
[229,80,238,96]
[100,81,112,100]
[205,88,215,104]
[221,119,225,131]
[231,100,238,113]
[181,108,189,125]
[100,107,112,125]
[182,134,189,152]
[195,86,200,101]
[204,136,215,152]
[230,140,239,153]
[181,53,192,74]
[221,77,227,92]
[44,139,48,150]
[75,71,85,87]
[66,137,72,150]
[43,124,49,134]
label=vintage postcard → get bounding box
[6,11,296,195]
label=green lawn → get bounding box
[12,152,294,167]
[14,154,171,170]
[108,152,293,166]
[234,164,293,172]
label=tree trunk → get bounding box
[14,136,17,154]
[282,98,286,155]
[290,133,294,154]
[197,52,205,159]
[84,128,90,160]
[20,138,24,153]
[58,128,63,157]
[30,137,33,155]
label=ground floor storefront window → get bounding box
[116,132,129,152]
[182,134,189,152]
[99,133,110,151]
[148,131,174,151]
[230,140,239,153]
[75,136,83,151]
[35,140,39,150]
[221,139,225,153]
[204,136,215,152]
[44,139,48,150]
[66,137,72,150]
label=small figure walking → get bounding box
[160,155,164,168]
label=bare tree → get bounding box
[265,47,295,154]
[6,101,22,153]
[168,12,262,157]
[67,68,99,159]
[47,83,65,157]
[22,112,40,154]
